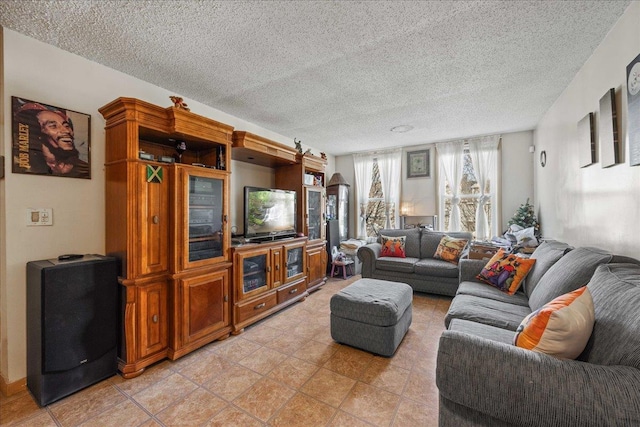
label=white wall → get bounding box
[334,130,534,238]
[501,131,535,232]
[0,29,332,385]
[534,2,640,258]
[401,144,438,218]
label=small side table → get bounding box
[331,259,355,279]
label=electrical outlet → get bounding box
[27,208,53,226]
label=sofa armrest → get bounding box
[357,243,381,278]
[437,331,640,426]
[458,259,487,283]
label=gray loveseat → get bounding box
[357,228,472,296]
[437,241,640,426]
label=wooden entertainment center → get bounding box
[100,98,327,377]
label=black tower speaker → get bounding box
[326,219,340,274]
[27,255,118,406]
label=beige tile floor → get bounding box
[0,275,451,427]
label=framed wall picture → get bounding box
[627,53,640,166]
[599,88,620,168]
[407,149,430,178]
[578,112,595,168]
[11,96,91,179]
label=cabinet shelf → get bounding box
[243,270,265,278]
[232,131,298,168]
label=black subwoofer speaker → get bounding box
[27,255,118,406]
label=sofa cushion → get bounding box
[420,231,472,259]
[376,256,418,273]
[456,281,530,307]
[448,318,515,345]
[476,249,536,295]
[444,294,532,330]
[528,247,612,311]
[434,235,469,264]
[524,240,572,297]
[414,258,459,278]
[377,228,421,258]
[580,263,640,368]
[415,258,459,278]
[514,286,594,359]
[380,235,406,258]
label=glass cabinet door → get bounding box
[187,173,223,263]
[284,245,305,283]
[306,187,325,241]
[337,185,349,241]
[326,193,337,221]
[242,253,268,296]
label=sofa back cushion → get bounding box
[580,263,640,368]
[528,247,612,311]
[524,240,573,298]
[420,231,472,259]
[377,228,421,258]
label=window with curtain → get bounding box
[437,135,500,240]
[442,148,490,232]
[364,160,389,237]
[353,149,402,239]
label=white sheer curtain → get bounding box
[436,140,465,231]
[468,135,500,240]
[353,152,374,239]
[376,149,402,229]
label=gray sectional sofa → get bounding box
[357,228,472,296]
[436,240,640,426]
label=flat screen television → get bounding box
[244,186,297,240]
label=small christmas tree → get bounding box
[508,198,540,235]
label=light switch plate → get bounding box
[27,208,53,226]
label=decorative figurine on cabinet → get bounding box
[169,96,190,111]
[294,138,303,154]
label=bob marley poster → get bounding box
[12,97,91,179]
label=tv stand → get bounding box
[231,237,308,333]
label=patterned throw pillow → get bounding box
[514,286,594,359]
[476,249,536,294]
[380,235,406,258]
[434,235,469,264]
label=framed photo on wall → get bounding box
[11,96,91,179]
[627,53,640,166]
[407,149,430,178]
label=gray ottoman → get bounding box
[330,278,413,357]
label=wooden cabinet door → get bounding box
[177,167,229,271]
[283,241,306,284]
[306,243,327,290]
[180,270,230,345]
[138,281,168,359]
[270,247,283,288]
[235,247,271,301]
[305,186,326,242]
[137,163,170,276]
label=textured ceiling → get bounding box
[0,1,630,155]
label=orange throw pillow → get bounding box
[476,249,536,294]
[434,235,469,264]
[380,235,406,258]
[514,286,594,359]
